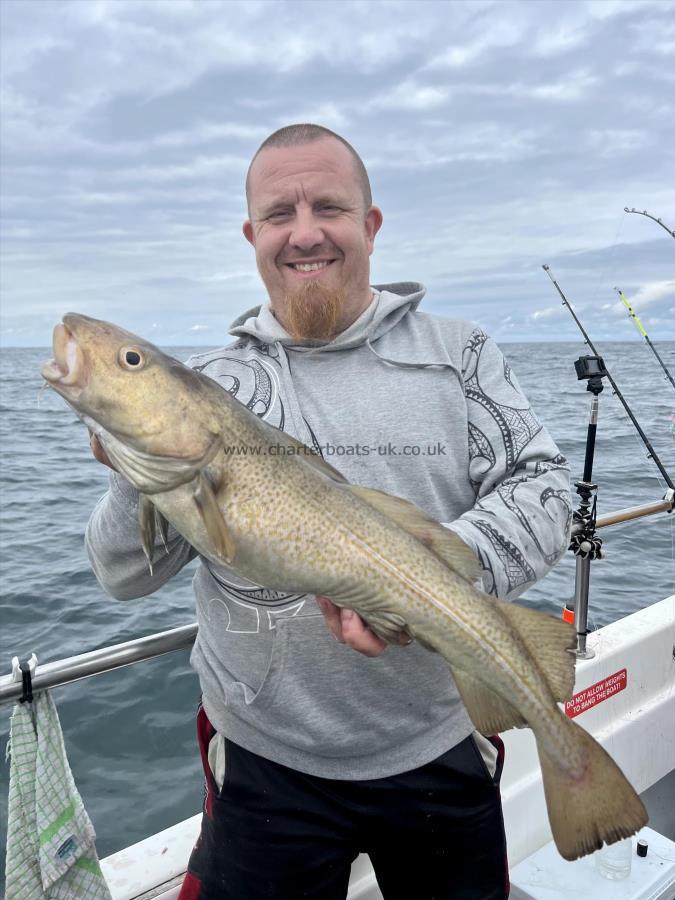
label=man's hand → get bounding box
[89,430,116,470]
[316,595,413,657]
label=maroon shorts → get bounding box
[179,704,509,899]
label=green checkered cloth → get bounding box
[4,691,112,899]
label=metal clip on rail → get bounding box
[11,653,38,704]
[569,355,610,660]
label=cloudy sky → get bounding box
[1,0,674,347]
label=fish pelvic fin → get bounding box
[138,493,156,575]
[497,601,577,702]
[138,495,172,572]
[194,470,235,564]
[347,485,481,584]
[538,718,648,860]
[155,508,170,555]
[450,665,527,734]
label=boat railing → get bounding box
[0,623,197,707]
[578,493,673,532]
[1,493,672,708]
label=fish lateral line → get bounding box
[342,534,556,716]
[330,517,539,687]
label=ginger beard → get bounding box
[284,279,345,341]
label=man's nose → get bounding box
[289,210,324,250]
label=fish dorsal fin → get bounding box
[496,601,577,702]
[347,485,481,584]
[247,414,348,484]
[194,470,236,565]
[296,443,348,483]
[449,664,527,735]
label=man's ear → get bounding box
[365,207,383,254]
[243,220,254,246]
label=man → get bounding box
[87,124,571,899]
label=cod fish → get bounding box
[42,313,647,860]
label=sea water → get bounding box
[1,340,674,878]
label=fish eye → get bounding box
[119,347,145,370]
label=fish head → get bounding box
[41,313,221,463]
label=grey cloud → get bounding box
[2,0,674,347]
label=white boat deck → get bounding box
[101,595,675,900]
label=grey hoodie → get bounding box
[85,283,571,779]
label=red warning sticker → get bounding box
[565,669,627,718]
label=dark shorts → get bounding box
[178,705,509,899]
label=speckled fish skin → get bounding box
[42,313,648,861]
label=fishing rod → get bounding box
[543,264,674,658]
[542,265,674,492]
[624,207,675,239]
[615,287,675,392]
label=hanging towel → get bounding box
[5,691,113,900]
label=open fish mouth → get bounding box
[41,320,85,386]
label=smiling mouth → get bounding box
[41,321,84,386]
[285,260,336,273]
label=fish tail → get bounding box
[537,717,648,860]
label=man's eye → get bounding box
[320,205,340,213]
[269,210,291,220]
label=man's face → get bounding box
[243,139,382,338]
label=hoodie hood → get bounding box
[229,282,426,353]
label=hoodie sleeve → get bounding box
[85,471,197,601]
[445,328,572,600]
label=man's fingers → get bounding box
[317,597,411,657]
[317,596,387,656]
[316,595,345,643]
[339,608,387,658]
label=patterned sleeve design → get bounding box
[449,328,572,600]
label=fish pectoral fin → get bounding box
[138,493,157,575]
[194,470,235,564]
[347,485,480,584]
[497,601,577,702]
[450,665,526,735]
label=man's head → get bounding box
[243,124,382,340]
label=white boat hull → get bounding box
[101,595,675,900]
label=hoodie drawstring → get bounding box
[365,337,463,386]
